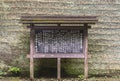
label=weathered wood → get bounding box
[84,24,88,79]
[57,58,61,80]
[30,24,35,81]
[21,15,98,24]
[20,15,98,80]
[27,54,85,58]
[27,26,91,29]
[21,15,98,21]
[21,20,97,24]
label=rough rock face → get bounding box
[0,0,120,76]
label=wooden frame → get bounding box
[21,15,98,81]
[30,26,35,81]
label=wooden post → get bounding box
[84,24,88,79]
[30,25,35,81]
[57,58,61,81]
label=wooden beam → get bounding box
[84,24,88,79]
[57,58,61,81]
[30,24,35,81]
[27,26,91,29]
[21,15,98,21]
[21,20,97,24]
[21,15,98,24]
[27,54,85,59]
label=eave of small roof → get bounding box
[21,15,98,24]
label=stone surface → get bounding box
[0,0,120,76]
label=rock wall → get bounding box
[0,0,120,76]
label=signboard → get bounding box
[35,29,83,54]
[21,15,98,80]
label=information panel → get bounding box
[35,29,83,54]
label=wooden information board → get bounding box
[21,15,98,81]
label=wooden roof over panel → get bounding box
[21,15,98,24]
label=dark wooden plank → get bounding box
[27,54,85,58]
[30,25,35,81]
[27,26,91,29]
[57,58,61,81]
[84,24,88,79]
